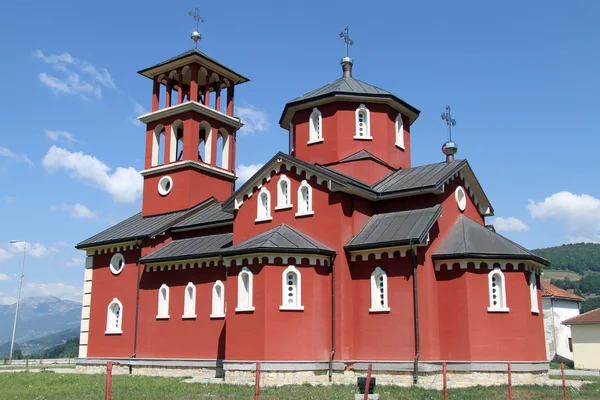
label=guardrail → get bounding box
[0,358,75,368]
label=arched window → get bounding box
[370,267,390,312]
[152,126,165,167]
[199,122,212,164]
[168,121,183,163]
[157,284,170,319]
[280,266,303,310]
[216,134,223,168]
[106,298,123,334]
[395,114,405,149]
[236,267,254,312]
[308,108,323,143]
[354,104,371,139]
[529,271,539,313]
[211,280,225,318]
[488,268,509,312]
[109,253,125,275]
[183,282,196,319]
[276,175,292,210]
[256,187,272,222]
[296,180,314,217]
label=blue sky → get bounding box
[0,0,599,304]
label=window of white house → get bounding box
[370,267,390,312]
[296,180,314,217]
[280,265,303,311]
[105,298,123,334]
[157,284,170,319]
[395,114,405,149]
[529,271,539,313]
[488,268,509,312]
[276,175,292,210]
[308,108,323,144]
[183,282,196,319]
[211,280,225,318]
[236,267,254,312]
[354,104,371,140]
[255,187,272,222]
[109,253,125,275]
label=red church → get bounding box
[75,27,550,386]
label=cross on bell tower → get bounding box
[339,26,354,78]
[441,105,458,163]
[188,8,205,49]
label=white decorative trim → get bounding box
[349,244,424,262]
[434,259,545,274]
[223,253,330,268]
[105,298,123,335]
[308,108,322,143]
[256,187,272,223]
[488,268,508,312]
[157,176,173,196]
[307,138,324,145]
[455,186,467,212]
[144,257,222,272]
[369,307,391,313]
[275,205,293,211]
[104,330,123,335]
[395,113,405,149]
[182,282,196,318]
[157,284,170,319]
[295,211,314,217]
[281,265,302,310]
[370,266,389,312]
[138,101,244,129]
[156,315,170,320]
[296,180,313,217]
[83,242,137,255]
[487,307,510,313]
[354,104,371,139]
[109,253,125,275]
[140,159,235,179]
[212,280,225,318]
[210,314,226,319]
[254,217,273,223]
[182,315,197,319]
[276,175,292,209]
[529,271,539,313]
[236,267,254,312]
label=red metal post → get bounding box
[561,363,568,400]
[364,363,373,400]
[105,361,113,400]
[254,362,261,400]
[443,361,448,400]
[507,362,512,400]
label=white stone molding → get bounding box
[78,266,93,357]
[140,158,235,180]
[138,101,244,130]
[280,265,304,311]
[85,242,137,256]
[105,298,123,335]
[434,259,544,275]
[144,256,222,272]
[348,244,424,262]
[223,253,330,268]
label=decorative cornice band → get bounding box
[138,101,243,129]
[434,258,544,274]
[140,159,235,179]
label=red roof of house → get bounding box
[563,308,600,325]
[541,281,584,301]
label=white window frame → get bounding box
[354,104,372,140]
[255,187,272,222]
[395,114,405,149]
[308,108,323,144]
[370,267,390,312]
[529,271,539,313]
[289,122,295,155]
[280,265,304,311]
[109,253,125,275]
[487,268,509,312]
[455,186,467,212]
[182,282,197,319]
[157,284,170,319]
[236,267,255,312]
[211,280,226,319]
[105,298,123,335]
[275,175,292,210]
[295,180,314,217]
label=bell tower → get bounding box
[136,12,249,216]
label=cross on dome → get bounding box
[188,8,205,49]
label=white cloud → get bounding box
[0,274,9,281]
[33,50,115,100]
[237,106,269,135]
[41,146,143,204]
[51,203,98,219]
[9,241,57,258]
[236,163,264,185]
[0,147,33,166]
[492,217,530,233]
[45,129,76,144]
[65,258,85,268]
[0,295,17,305]
[129,97,147,126]
[528,191,600,243]
[0,249,14,264]
[23,282,82,302]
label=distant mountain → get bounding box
[0,328,80,358]
[533,243,600,274]
[0,296,81,344]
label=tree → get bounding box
[12,349,23,360]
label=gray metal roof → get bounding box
[173,198,233,230]
[291,77,393,102]
[335,149,393,168]
[345,205,442,251]
[76,208,193,249]
[140,233,232,263]
[373,159,466,194]
[432,216,550,265]
[222,224,335,257]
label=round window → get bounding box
[158,176,173,196]
[455,186,467,212]
[110,253,125,275]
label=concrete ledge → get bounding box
[350,361,549,373]
[223,361,335,371]
[76,358,222,369]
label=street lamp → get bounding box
[8,240,26,363]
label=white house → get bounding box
[542,281,583,362]
[563,308,600,370]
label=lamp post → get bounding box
[8,240,26,363]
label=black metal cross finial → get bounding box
[339,27,354,58]
[441,105,457,141]
[189,8,205,31]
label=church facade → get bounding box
[75,39,550,386]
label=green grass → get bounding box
[0,372,599,399]
[542,270,582,282]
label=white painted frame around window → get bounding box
[395,114,405,149]
[295,180,314,217]
[157,284,170,319]
[211,280,226,318]
[354,104,372,140]
[275,175,292,210]
[255,187,272,222]
[370,267,390,312]
[183,282,197,319]
[105,298,123,334]
[529,271,539,313]
[488,268,509,312]
[280,265,304,311]
[109,253,125,275]
[308,108,323,144]
[236,267,255,312]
